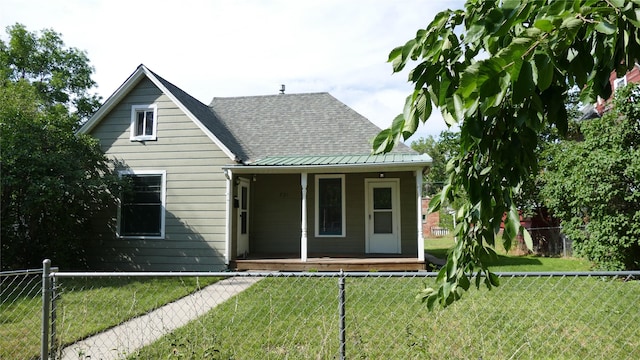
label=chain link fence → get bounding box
[1,267,49,359]
[2,263,640,359]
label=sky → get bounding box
[1,0,464,144]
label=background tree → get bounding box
[0,24,120,270]
[541,83,640,270]
[0,23,101,122]
[373,1,640,308]
[411,130,460,196]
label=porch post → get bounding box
[416,169,425,261]
[301,172,308,262]
[224,169,232,265]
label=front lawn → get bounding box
[131,274,640,359]
[425,235,593,271]
[0,276,219,360]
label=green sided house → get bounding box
[78,64,432,271]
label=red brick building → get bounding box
[595,63,640,114]
[422,198,446,237]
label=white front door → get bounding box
[237,178,250,257]
[366,179,401,254]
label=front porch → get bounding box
[222,155,433,272]
[230,254,428,271]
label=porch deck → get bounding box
[230,254,427,271]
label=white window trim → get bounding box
[614,75,627,91]
[130,104,158,141]
[117,169,167,240]
[315,174,346,238]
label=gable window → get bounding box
[315,174,345,237]
[118,170,166,239]
[130,104,157,141]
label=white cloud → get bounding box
[1,0,464,143]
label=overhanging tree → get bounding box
[373,1,640,308]
[1,24,120,270]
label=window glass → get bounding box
[373,188,392,209]
[131,105,157,140]
[374,212,393,233]
[240,185,248,234]
[136,111,145,136]
[134,110,154,137]
[120,174,163,237]
[614,77,627,90]
[144,111,154,135]
[318,177,343,236]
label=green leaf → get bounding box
[522,227,534,251]
[594,20,616,35]
[534,19,554,32]
[535,54,554,91]
[390,113,405,134]
[428,193,442,213]
[416,90,432,123]
[513,60,535,103]
[609,0,625,8]
[459,274,470,291]
[402,39,417,62]
[387,45,403,63]
[426,293,438,310]
[442,109,457,126]
[418,286,435,301]
[372,128,394,154]
[453,94,464,123]
[561,17,583,31]
[459,62,481,98]
[488,272,500,287]
[502,205,520,249]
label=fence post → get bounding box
[41,259,51,360]
[50,274,57,359]
[338,269,346,360]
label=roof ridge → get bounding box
[209,92,330,104]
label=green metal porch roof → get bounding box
[246,153,432,166]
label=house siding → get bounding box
[250,174,302,254]
[308,172,418,256]
[87,77,231,271]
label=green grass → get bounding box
[425,235,593,271]
[0,276,219,360]
[0,241,609,359]
[4,267,636,359]
[424,235,455,259]
[131,275,640,359]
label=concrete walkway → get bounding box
[59,276,261,360]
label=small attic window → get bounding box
[130,104,157,141]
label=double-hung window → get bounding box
[118,170,166,239]
[130,104,157,141]
[315,174,345,237]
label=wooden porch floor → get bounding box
[230,255,426,271]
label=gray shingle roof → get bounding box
[209,93,414,163]
[81,65,424,167]
[146,69,249,160]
